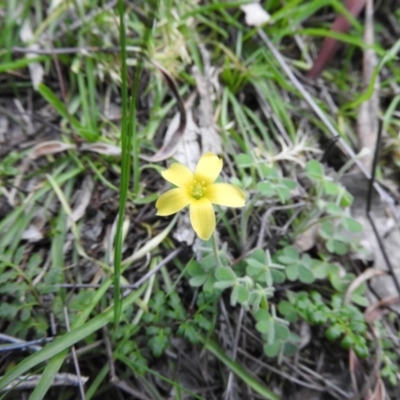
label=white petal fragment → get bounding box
[240,3,271,27]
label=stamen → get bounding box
[191,180,205,199]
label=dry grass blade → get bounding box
[0,373,88,392]
[357,0,379,171]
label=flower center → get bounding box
[190,180,206,200]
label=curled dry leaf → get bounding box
[343,267,386,305]
[70,175,94,224]
[80,142,121,157]
[240,2,271,27]
[294,223,320,252]
[29,140,76,159]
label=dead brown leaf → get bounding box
[294,223,320,252]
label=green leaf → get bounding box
[282,179,296,190]
[278,301,298,322]
[236,284,250,304]
[319,221,334,238]
[340,335,354,349]
[325,325,343,340]
[257,181,275,197]
[215,267,236,283]
[236,153,254,167]
[264,341,281,358]
[329,240,348,255]
[310,260,330,279]
[149,329,170,357]
[322,180,340,196]
[310,308,328,324]
[298,265,315,284]
[285,264,298,281]
[274,321,290,341]
[354,343,369,358]
[278,246,299,263]
[306,160,324,180]
[250,248,266,264]
[271,269,286,284]
[326,202,342,216]
[189,274,207,288]
[214,280,235,290]
[0,303,19,319]
[255,320,271,334]
[200,254,218,271]
[350,293,369,307]
[342,217,363,233]
[275,186,291,203]
[339,189,353,207]
[187,258,205,275]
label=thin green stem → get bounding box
[113,0,130,326]
[211,232,223,269]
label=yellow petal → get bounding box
[156,188,190,216]
[206,183,246,207]
[162,163,193,189]
[194,153,223,185]
[189,198,216,240]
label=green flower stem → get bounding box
[211,232,223,269]
[240,192,260,249]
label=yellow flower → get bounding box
[156,153,246,240]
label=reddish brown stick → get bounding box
[307,0,367,79]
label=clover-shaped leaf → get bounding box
[306,159,324,180]
[236,153,254,168]
[257,181,275,197]
[213,267,236,290]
